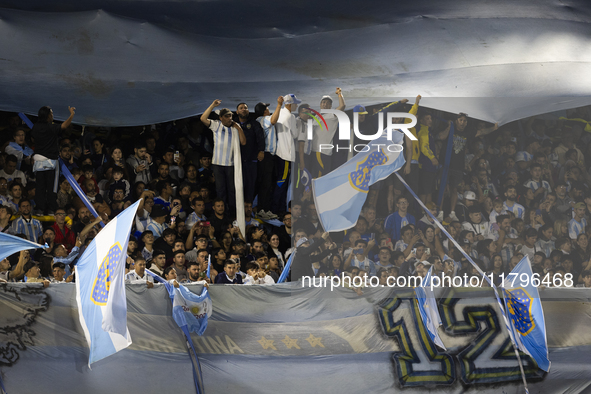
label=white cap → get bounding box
[464,191,477,201]
[321,95,333,102]
[283,94,301,105]
[296,237,309,247]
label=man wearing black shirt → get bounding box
[277,212,292,255]
[439,113,469,222]
[209,198,233,239]
[236,103,265,203]
[31,106,75,215]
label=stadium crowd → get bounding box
[1,92,591,289]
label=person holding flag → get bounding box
[146,267,211,394]
[200,100,246,216]
[75,199,141,365]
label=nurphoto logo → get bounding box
[304,109,417,153]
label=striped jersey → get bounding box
[146,218,168,239]
[503,201,525,219]
[568,217,587,240]
[257,116,277,155]
[524,179,552,195]
[209,119,236,166]
[11,216,43,242]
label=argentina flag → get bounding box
[172,284,212,335]
[415,267,447,350]
[312,130,406,232]
[75,200,141,366]
[0,232,46,261]
[501,256,551,372]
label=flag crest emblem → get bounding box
[348,149,387,192]
[503,287,535,336]
[91,242,123,306]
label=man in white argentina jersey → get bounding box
[502,185,524,219]
[273,93,301,213]
[523,163,552,200]
[307,88,346,178]
[200,100,246,214]
[462,205,494,241]
[568,202,587,240]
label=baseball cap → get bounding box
[150,205,169,218]
[23,260,39,274]
[283,94,301,105]
[574,202,586,209]
[231,239,245,247]
[254,102,270,117]
[296,237,309,247]
[426,202,437,210]
[414,260,431,268]
[352,105,368,114]
[321,95,333,102]
[515,151,532,162]
[298,103,310,113]
[218,108,232,117]
[556,180,568,188]
[464,191,477,201]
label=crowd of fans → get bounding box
[1,93,591,290]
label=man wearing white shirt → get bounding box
[125,257,154,287]
[503,186,525,219]
[568,202,587,240]
[273,93,301,213]
[0,155,27,186]
[307,88,346,178]
[462,206,495,241]
[200,100,246,214]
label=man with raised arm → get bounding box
[200,100,246,214]
[31,105,75,215]
[308,88,346,178]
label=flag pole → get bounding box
[498,286,530,394]
[513,346,530,394]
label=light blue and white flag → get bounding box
[75,200,140,366]
[312,131,405,232]
[0,232,46,262]
[501,256,551,372]
[415,267,446,350]
[146,269,212,336]
[172,284,212,336]
[277,249,296,283]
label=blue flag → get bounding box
[312,131,405,232]
[172,284,212,336]
[415,267,446,350]
[75,200,140,366]
[0,232,46,262]
[501,256,550,372]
